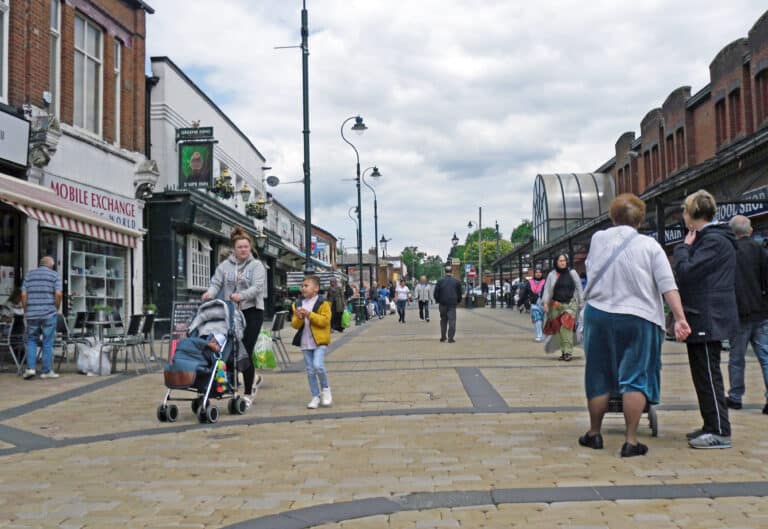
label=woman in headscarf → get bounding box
[542,254,584,361]
[528,267,547,342]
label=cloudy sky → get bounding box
[147,1,767,258]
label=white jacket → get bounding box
[413,283,434,303]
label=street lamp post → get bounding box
[300,0,313,273]
[380,235,391,259]
[341,116,367,325]
[362,166,382,286]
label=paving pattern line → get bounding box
[0,424,56,450]
[455,367,509,410]
[220,481,768,529]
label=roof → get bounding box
[150,57,266,163]
[124,0,154,13]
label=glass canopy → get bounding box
[532,173,615,249]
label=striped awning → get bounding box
[0,173,142,248]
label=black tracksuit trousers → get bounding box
[687,341,731,437]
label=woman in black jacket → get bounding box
[673,190,738,449]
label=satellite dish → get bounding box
[266,175,280,187]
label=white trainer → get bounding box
[307,396,320,409]
[22,369,36,380]
[320,388,333,407]
[40,371,60,379]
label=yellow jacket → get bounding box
[291,296,332,347]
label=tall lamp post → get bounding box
[347,205,362,325]
[467,207,483,292]
[451,232,459,277]
[341,115,368,325]
[380,235,391,284]
[362,166,382,286]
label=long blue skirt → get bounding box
[583,304,663,405]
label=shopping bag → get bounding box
[543,317,560,335]
[76,338,111,375]
[341,310,351,328]
[253,330,277,369]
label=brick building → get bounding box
[496,9,768,279]
[0,0,154,324]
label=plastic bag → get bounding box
[76,338,111,376]
[341,310,351,329]
[253,330,277,369]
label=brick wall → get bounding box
[7,0,147,154]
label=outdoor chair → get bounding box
[137,313,156,366]
[270,310,291,369]
[101,314,149,374]
[0,314,25,373]
[55,314,92,371]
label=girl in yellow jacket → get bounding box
[292,275,333,409]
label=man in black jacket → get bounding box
[434,266,463,343]
[674,190,738,449]
[727,215,768,414]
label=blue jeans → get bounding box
[303,346,329,397]
[396,300,407,321]
[728,319,768,402]
[25,314,57,373]
[534,320,544,340]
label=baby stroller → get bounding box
[607,396,659,437]
[157,300,251,424]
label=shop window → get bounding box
[187,235,211,290]
[728,89,742,138]
[0,0,9,103]
[49,0,61,116]
[113,39,121,145]
[715,99,727,147]
[67,238,127,322]
[665,134,675,174]
[675,128,685,168]
[73,14,103,135]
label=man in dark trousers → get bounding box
[727,215,768,414]
[434,266,463,343]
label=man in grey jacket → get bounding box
[413,275,434,322]
[434,267,462,343]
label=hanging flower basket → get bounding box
[213,176,234,199]
[246,201,268,219]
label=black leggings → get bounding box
[241,308,264,394]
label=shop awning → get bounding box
[0,173,142,248]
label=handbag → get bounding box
[543,317,560,335]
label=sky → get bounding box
[146,1,768,258]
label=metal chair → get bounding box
[0,314,25,373]
[270,310,291,369]
[101,314,148,373]
[55,314,91,371]
[70,311,92,340]
[137,313,156,366]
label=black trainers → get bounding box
[726,397,742,410]
[439,337,446,342]
[686,428,706,440]
[448,338,456,343]
[578,432,603,449]
[620,442,648,457]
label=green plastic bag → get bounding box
[341,310,351,329]
[253,330,277,369]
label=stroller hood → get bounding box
[189,300,245,341]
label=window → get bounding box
[676,128,686,168]
[74,14,103,134]
[643,151,651,187]
[49,1,61,116]
[617,168,624,194]
[187,235,211,290]
[665,134,675,174]
[728,89,742,138]
[623,164,631,195]
[113,39,121,145]
[757,71,768,124]
[0,0,9,103]
[715,99,727,147]
[651,145,660,183]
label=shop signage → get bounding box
[44,175,141,229]
[714,186,768,221]
[179,142,214,189]
[0,110,30,167]
[176,127,214,141]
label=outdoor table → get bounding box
[86,319,113,374]
[149,317,170,361]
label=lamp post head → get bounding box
[371,166,381,178]
[467,221,474,230]
[451,232,459,247]
[254,228,267,250]
[351,115,367,134]
[239,184,251,202]
[265,175,280,187]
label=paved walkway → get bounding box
[1,306,768,528]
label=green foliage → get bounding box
[399,246,444,281]
[463,239,514,271]
[465,227,501,246]
[510,219,533,244]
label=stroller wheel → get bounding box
[648,405,659,437]
[206,405,220,424]
[166,405,179,423]
[235,397,248,415]
[156,405,168,422]
[197,406,208,424]
[227,398,237,415]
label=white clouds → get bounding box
[147,0,767,257]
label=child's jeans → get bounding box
[534,320,544,340]
[303,346,329,397]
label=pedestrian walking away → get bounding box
[674,190,738,449]
[327,278,346,332]
[541,254,584,361]
[527,267,546,341]
[434,266,462,342]
[291,275,333,409]
[414,275,434,322]
[21,256,63,380]
[395,279,410,323]
[579,194,691,457]
[725,215,768,415]
[203,226,267,408]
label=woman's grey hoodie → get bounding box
[205,254,267,311]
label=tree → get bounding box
[400,246,426,282]
[463,239,514,272]
[510,219,533,244]
[421,255,445,281]
[465,227,500,246]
